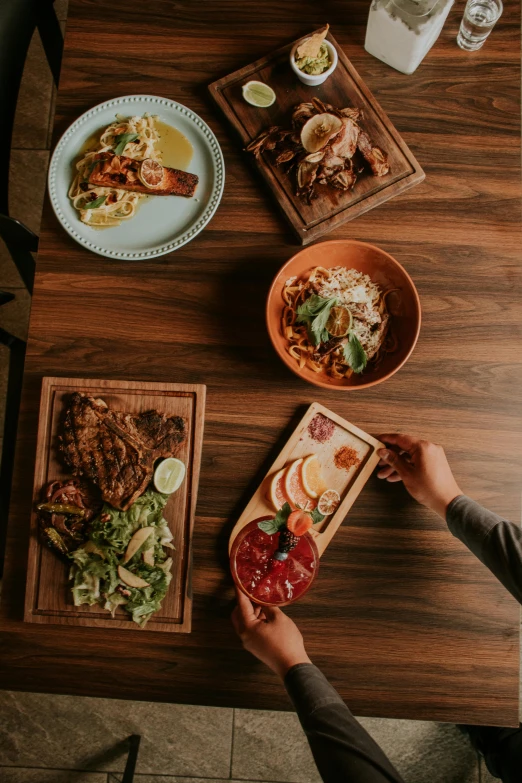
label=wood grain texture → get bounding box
[209,29,425,244]
[0,0,520,726]
[24,377,206,633]
[229,402,384,556]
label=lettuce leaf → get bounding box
[68,489,173,627]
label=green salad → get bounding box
[68,489,174,627]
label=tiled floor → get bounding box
[0,4,516,783]
[0,689,490,783]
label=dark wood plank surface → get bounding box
[0,0,520,725]
[208,29,425,243]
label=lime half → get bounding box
[154,457,186,494]
[242,81,276,108]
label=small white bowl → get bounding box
[290,39,338,86]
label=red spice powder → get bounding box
[307,413,335,443]
[334,445,360,471]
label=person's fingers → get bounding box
[234,587,257,625]
[376,465,396,479]
[377,448,413,479]
[379,433,418,452]
[386,473,404,483]
[262,605,282,623]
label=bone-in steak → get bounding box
[60,393,186,510]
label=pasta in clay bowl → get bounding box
[48,94,224,260]
[266,240,421,390]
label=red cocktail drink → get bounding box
[230,517,319,606]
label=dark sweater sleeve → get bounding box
[446,495,522,605]
[284,663,405,783]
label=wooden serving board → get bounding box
[209,28,425,245]
[229,403,383,556]
[24,377,206,633]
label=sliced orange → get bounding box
[139,158,164,189]
[287,510,313,536]
[268,467,291,511]
[284,459,317,511]
[326,305,352,337]
[301,454,327,499]
[317,489,341,516]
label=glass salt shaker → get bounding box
[365,0,454,75]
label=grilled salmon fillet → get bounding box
[88,153,199,197]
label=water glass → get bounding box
[457,0,503,50]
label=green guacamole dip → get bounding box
[295,43,331,75]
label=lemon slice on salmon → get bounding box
[139,158,164,189]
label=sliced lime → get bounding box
[242,81,276,108]
[154,457,186,494]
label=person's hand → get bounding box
[376,433,462,518]
[231,588,311,680]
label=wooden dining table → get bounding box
[0,0,520,726]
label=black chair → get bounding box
[0,0,63,574]
[122,735,141,782]
[0,0,63,291]
[0,325,27,576]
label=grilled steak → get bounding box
[88,153,199,197]
[60,393,186,510]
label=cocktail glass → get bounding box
[230,518,319,607]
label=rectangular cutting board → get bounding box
[229,402,384,555]
[24,377,206,633]
[209,28,425,245]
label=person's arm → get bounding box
[446,495,522,605]
[377,434,522,605]
[231,589,405,783]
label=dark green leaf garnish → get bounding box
[296,294,338,346]
[343,332,367,374]
[113,133,139,155]
[82,159,100,182]
[83,195,107,210]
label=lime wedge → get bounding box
[154,457,186,494]
[242,81,276,108]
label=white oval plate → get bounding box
[48,94,225,259]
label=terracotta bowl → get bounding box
[266,239,421,390]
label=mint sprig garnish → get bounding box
[310,508,325,524]
[257,502,326,535]
[257,502,293,535]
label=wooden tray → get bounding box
[209,29,425,245]
[24,377,206,633]
[229,403,383,556]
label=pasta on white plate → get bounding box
[282,266,398,379]
[69,114,160,227]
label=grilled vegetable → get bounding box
[41,527,69,555]
[37,502,85,516]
